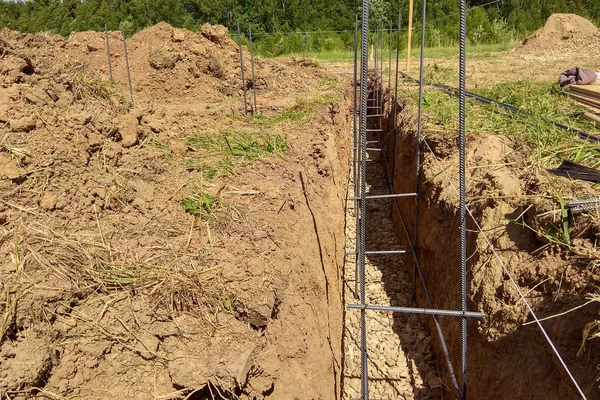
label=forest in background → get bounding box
[1,0,599,55]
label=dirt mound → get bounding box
[520,13,598,52]
[0,22,346,399]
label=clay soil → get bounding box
[356,16,600,399]
[1,23,350,399]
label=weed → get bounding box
[254,108,305,124]
[146,138,170,149]
[319,76,338,90]
[181,186,223,218]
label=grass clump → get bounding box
[185,130,288,160]
[403,79,600,168]
[254,108,305,124]
[181,186,221,218]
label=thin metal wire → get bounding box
[236,21,248,116]
[359,1,370,397]
[421,138,588,400]
[120,25,134,106]
[459,0,468,396]
[104,24,113,83]
[248,24,258,115]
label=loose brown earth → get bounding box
[1,23,349,399]
[3,14,600,400]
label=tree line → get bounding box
[1,0,598,53]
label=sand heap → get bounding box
[520,13,598,52]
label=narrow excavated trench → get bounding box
[342,80,443,400]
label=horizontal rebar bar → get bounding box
[349,193,418,200]
[348,304,485,318]
[346,250,412,255]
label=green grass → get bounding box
[401,79,600,168]
[181,186,220,218]
[285,41,517,62]
[253,108,305,124]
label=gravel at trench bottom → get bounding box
[343,129,443,400]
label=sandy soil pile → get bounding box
[0,23,347,399]
[519,13,599,55]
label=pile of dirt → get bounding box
[1,23,347,399]
[519,13,598,53]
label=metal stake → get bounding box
[105,24,113,83]
[236,21,248,117]
[248,24,258,115]
[353,14,360,298]
[459,0,468,397]
[358,0,370,397]
[120,25,134,106]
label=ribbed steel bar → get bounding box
[346,250,412,255]
[349,304,485,318]
[120,25,134,106]
[353,15,360,298]
[371,29,379,110]
[380,20,385,119]
[358,0,370,397]
[104,24,113,83]
[391,9,401,180]
[248,24,258,115]
[412,0,427,301]
[236,21,248,116]
[459,0,468,397]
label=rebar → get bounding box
[105,24,113,83]
[248,24,258,115]
[412,0,427,301]
[120,25,134,106]
[459,0,468,397]
[236,21,248,117]
[358,0,370,397]
[374,29,378,111]
[387,19,392,134]
[391,9,402,180]
[348,304,484,318]
[353,14,360,298]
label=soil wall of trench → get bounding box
[381,104,600,399]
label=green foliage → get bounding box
[2,0,598,55]
[181,186,220,217]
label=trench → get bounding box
[378,81,600,399]
[342,81,443,400]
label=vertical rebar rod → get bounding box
[3,28,6,40]
[353,14,360,298]
[459,0,468,397]
[105,24,113,83]
[19,30,22,40]
[381,20,384,117]
[412,0,427,301]
[372,29,379,111]
[249,24,258,116]
[359,0,370,397]
[237,21,248,117]
[391,8,401,214]
[121,25,134,106]
[305,33,309,56]
[387,19,392,134]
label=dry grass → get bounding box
[59,61,129,110]
[28,227,225,316]
[579,294,600,356]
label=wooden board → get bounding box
[566,92,600,109]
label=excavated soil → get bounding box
[518,13,599,56]
[385,91,600,399]
[1,23,349,399]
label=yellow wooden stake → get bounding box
[406,0,414,72]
